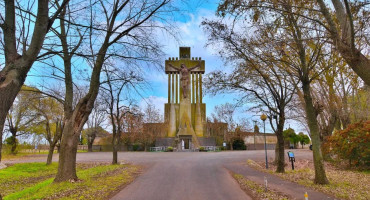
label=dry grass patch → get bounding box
[246,159,370,200]
[231,172,290,200]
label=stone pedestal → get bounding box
[177,86,200,147]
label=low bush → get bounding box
[324,121,370,167]
[232,139,246,150]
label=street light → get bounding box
[260,114,268,169]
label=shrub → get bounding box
[324,121,370,167]
[166,146,173,152]
[232,139,246,150]
[199,146,206,151]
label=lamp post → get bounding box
[260,114,268,169]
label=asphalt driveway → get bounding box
[4,150,321,200]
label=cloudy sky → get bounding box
[136,1,268,128]
[23,0,304,133]
[139,1,236,114]
[136,1,305,133]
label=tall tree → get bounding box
[0,0,69,162]
[203,7,297,173]
[212,0,330,183]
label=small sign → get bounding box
[223,142,226,147]
[287,151,295,170]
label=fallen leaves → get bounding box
[246,159,370,200]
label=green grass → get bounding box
[0,163,140,200]
[0,163,58,195]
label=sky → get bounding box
[136,0,307,133]
[21,0,306,134]
[137,1,278,132]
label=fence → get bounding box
[150,146,168,152]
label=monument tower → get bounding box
[164,47,206,149]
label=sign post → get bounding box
[287,151,295,170]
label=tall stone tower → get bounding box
[164,47,206,149]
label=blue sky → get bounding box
[22,0,305,134]
[137,1,268,130]
[136,0,306,133]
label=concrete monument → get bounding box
[164,47,206,149]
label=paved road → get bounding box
[3,150,316,200]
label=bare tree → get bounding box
[85,98,107,152]
[51,0,171,182]
[209,0,331,183]
[101,65,144,164]
[143,103,163,123]
[211,103,237,132]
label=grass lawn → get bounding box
[0,162,141,200]
[246,159,370,200]
[231,172,289,200]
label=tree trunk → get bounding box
[11,132,17,154]
[112,132,119,164]
[112,147,118,164]
[0,69,24,158]
[316,0,370,86]
[46,144,56,165]
[337,43,370,86]
[54,104,90,182]
[57,144,60,153]
[302,81,329,184]
[88,141,93,152]
[275,115,285,173]
[54,120,81,182]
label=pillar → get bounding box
[195,72,203,137]
[192,73,195,104]
[171,72,174,103]
[196,72,199,103]
[176,72,178,103]
[200,73,203,104]
[168,73,170,103]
